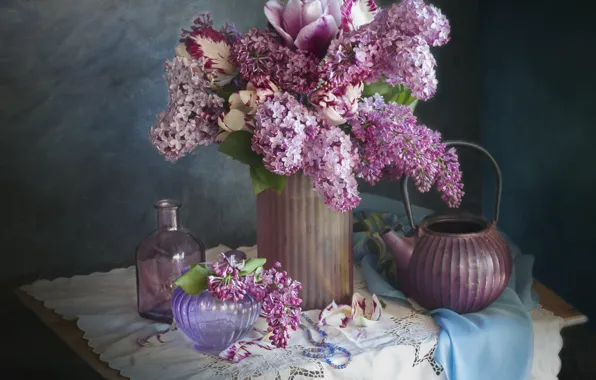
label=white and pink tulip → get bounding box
[179,27,237,86]
[340,0,378,32]
[310,81,363,125]
[217,81,279,142]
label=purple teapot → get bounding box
[381,141,513,314]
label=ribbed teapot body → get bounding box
[406,215,512,314]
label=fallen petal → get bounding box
[351,292,367,319]
[319,300,352,327]
[352,315,380,327]
[370,294,382,321]
[219,337,275,363]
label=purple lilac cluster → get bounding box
[252,92,319,175]
[303,126,361,212]
[352,95,463,207]
[323,0,449,99]
[233,29,320,94]
[320,28,381,88]
[375,34,437,99]
[259,262,303,348]
[207,253,247,302]
[378,0,450,47]
[351,95,418,184]
[435,147,464,207]
[149,58,224,162]
[208,255,302,349]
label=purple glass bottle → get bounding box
[136,200,205,323]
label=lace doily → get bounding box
[352,270,444,376]
[136,303,442,380]
[19,245,446,380]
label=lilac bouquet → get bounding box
[150,0,464,212]
[175,253,302,348]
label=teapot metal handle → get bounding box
[401,140,503,230]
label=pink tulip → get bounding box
[265,0,378,57]
[264,0,340,57]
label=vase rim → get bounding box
[420,213,494,237]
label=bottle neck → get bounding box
[155,200,181,231]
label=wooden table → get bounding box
[532,280,588,327]
[16,289,126,380]
[16,281,588,380]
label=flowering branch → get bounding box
[174,251,302,349]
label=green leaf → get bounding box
[369,212,389,232]
[174,264,210,295]
[379,299,387,309]
[216,82,240,101]
[218,131,262,167]
[366,237,385,256]
[239,258,267,276]
[368,81,419,109]
[353,220,369,233]
[363,80,392,97]
[249,164,287,195]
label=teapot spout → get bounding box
[381,228,414,272]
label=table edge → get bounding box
[15,289,127,380]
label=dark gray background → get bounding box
[2,0,594,320]
[0,0,479,281]
[479,0,596,319]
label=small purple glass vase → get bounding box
[136,200,205,324]
[171,287,262,354]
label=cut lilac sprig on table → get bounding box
[174,251,302,349]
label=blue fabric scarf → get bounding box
[354,194,537,380]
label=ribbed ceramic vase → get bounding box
[256,173,353,311]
